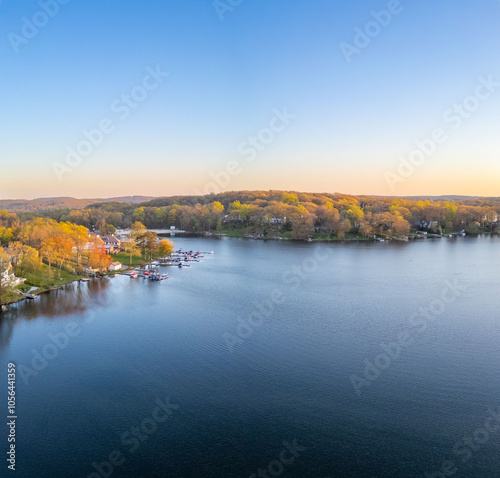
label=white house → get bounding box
[108,262,123,271]
[1,262,24,288]
[100,235,122,253]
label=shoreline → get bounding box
[1,233,495,308]
[203,231,493,242]
[1,278,84,308]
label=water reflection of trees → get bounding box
[0,278,113,350]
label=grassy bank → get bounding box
[0,289,22,305]
[110,252,145,268]
[1,264,84,305]
[19,264,83,290]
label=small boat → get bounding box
[25,294,36,300]
[130,272,138,278]
[151,273,169,281]
[81,278,91,282]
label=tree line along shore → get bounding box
[9,190,500,240]
[2,191,499,305]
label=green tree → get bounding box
[130,222,147,241]
[133,207,146,223]
[282,193,298,205]
[17,246,41,275]
[123,241,141,265]
[137,231,159,262]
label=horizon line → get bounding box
[0,190,497,202]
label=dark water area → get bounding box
[1,237,499,477]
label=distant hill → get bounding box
[0,196,157,213]
[107,196,158,203]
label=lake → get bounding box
[1,237,499,477]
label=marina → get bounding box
[123,248,212,281]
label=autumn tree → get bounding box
[54,236,74,278]
[290,206,315,240]
[392,217,411,237]
[159,239,174,257]
[65,223,89,270]
[130,221,147,241]
[0,227,14,246]
[88,245,112,273]
[372,212,394,235]
[336,219,352,240]
[359,221,373,238]
[0,210,18,227]
[40,238,58,278]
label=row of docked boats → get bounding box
[128,270,169,280]
[125,249,213,279]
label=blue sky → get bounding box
[1,0,499,199]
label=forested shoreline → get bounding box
[0,211,173,305]
[2,190,500,305]
[11,191,500,241]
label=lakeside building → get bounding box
[0,261,24,288]
[100,235,122,253]
[81,233,122,254]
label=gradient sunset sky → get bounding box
[1,0,500,199]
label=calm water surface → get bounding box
[1,237,499,477]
